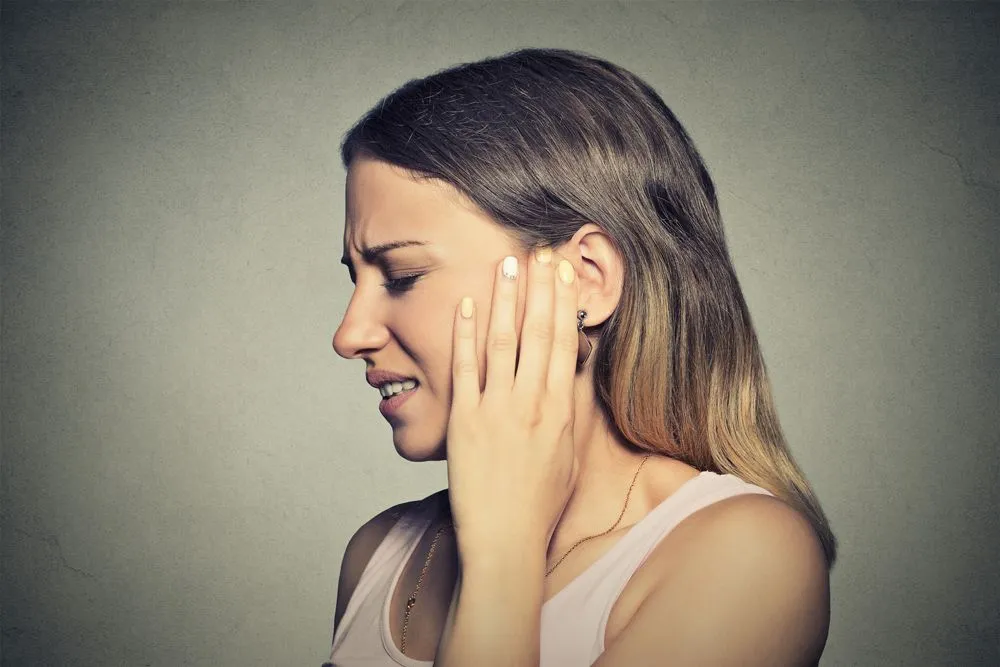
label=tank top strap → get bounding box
[539,471,773,665]
[591,472,773,653]
[329,491,445,659]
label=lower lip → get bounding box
[378,386,418,419]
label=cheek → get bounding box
[403,293,463,387]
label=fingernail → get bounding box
[557,259,575,284]
[461,296,473,319]
[502,256,518,280]
[534,246,552,264]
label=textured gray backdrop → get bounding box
[2,2,998,666]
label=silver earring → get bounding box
[576,310,593,366]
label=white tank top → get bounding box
[324,471,772,667]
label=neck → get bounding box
[543,372,661,563]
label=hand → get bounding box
[445,248,581,565]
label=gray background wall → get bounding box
[2,2,997,665]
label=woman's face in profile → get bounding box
[334,157,526,461]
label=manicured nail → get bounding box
[534,246,552,264]
[502,256,518,280]
[557,259,575,284]
[461,296,474,319]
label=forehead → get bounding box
[343,158,493,251]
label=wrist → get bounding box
[458,540,548,580]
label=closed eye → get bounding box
[383,274,421,295]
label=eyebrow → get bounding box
[340,240,429,270]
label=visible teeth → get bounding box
[380,379,417,398]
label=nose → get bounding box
[332,291,390,360]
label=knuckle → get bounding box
[548,396,574,424]
[544,412,571,435]
[527,321,554,341]
[453,359,478,376]
[554,332,579,353]
[533,266,553,284]
[521,404,544,428]
[489,332,518,352]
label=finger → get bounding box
[484,254,520,395]
[546,259,580,400]
[512,246,556,399]
[451,296,480,413]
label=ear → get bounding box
[555,224,624,328]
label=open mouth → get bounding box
[379,379,418,400]
[378,380,419,420]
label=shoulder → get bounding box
[346,489,447,555]
[670,491,827,564]
[334,490,446,628]
[630,492,830,664]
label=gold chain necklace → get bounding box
[399,453,653,655]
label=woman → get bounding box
[325,48,835,667]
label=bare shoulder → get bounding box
[670,492,828,565]
[333,490,446,630]
[628,493,830,665]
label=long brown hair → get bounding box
[340,48,837,566]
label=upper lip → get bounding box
[366,370,418,389]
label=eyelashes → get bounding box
[382,274,421,295]
[344,266,422,296]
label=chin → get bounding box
[391,425,447,462]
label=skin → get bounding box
[332,156,695,564]
[332,156,831,665]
